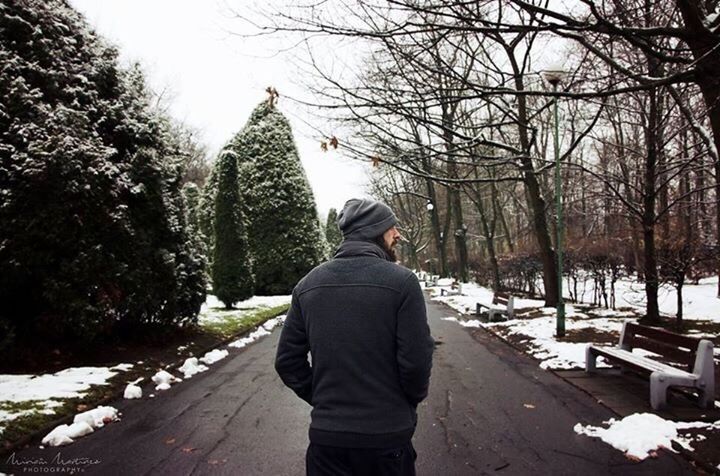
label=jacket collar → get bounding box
[334,240,393,261]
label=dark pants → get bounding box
[306,441,417,476]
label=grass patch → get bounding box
[0,401,49,413]
[562,327,618,345]
[200,303,289,337]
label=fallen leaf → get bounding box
[523,404,535,409]
[181,447,197,454]
[76,404,88,412]
[165,438,176,445]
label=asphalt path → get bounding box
[1,296,696,475]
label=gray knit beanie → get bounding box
[337,198,398,240]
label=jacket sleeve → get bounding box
[274,289,313,405]
[396,274,434,406]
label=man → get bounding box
[275,198,434,476]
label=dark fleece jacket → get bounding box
[274,240,434,448]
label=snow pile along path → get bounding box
[178,358,209,379]
[123,383,142,399]
[42,406,120,447]
[228,315,286,349]
[442,317,482,328]
[574,413,720,460]
[200,349,228,365]
[151,370,182,391]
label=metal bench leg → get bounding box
[699,387,714,409]
[585,346,597,373]
[650,372,668,410]
[694,340,715,409]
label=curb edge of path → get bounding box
[427,292,720,476]
[0,305,290,460]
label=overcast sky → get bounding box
[69,0,370,219]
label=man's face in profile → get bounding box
[382,226,402,260]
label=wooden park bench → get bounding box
[586,322,715,410]
[440,281,462,296]
[475,292,515,321]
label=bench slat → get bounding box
[627,335,695,370]
[625,322,700,350]
[591,346,692,377]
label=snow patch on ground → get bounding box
[442,311,631,370]
[42,406,120,447]
[575,413,720,460]
[423,274,720,322]
[0,364,134,403]
[0,364,132,435]
[429,281,545,316]
[486,316,632,370]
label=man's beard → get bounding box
[374,235,398,262]
[385,242,398,262]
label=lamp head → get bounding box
[543,60,566,87]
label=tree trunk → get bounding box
[449,184,469,282]
[492,182,514,253]
[675,0,720,296]
[472,186,501,290]
[508,50,559,306]
[642,87,661,323]
[422,160,449,277]
[445,149,469,281]
[676,280,684,328]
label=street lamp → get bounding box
[426,201,434,211]
[543,62,566,338]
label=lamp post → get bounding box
[543,65,566,338]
